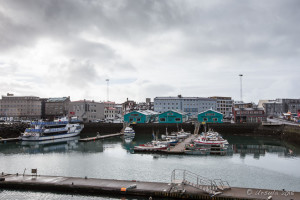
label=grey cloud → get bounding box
[48,59,102,88]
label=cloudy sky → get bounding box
[0,0,299,103]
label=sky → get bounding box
[0,0,299,103]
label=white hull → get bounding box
[22,130,82,141]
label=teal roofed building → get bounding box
[124,110,158,124]
[198,109,223,123]
[158,110,188,123]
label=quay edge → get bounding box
[1,122,300,146]
[0,173,299,200]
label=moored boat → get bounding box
[124,127,135,137]
[134,141,168,151]
[21,117,84,141]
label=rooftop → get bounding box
[154,96,215,101]
[198,109,223,115]
[234,107,264,111]
[47,97,69,102]
[135,110,159,116]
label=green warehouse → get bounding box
[158,110,188,123]
[198,109,223,123]
[124,110,158,124]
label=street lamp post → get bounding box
[239,74,243,102]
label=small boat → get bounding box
[194,131,228,145]
[124,127,135,137]
[162,128,190,140]
[134,141,168,151]
[162,138,178,146]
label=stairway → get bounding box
[171,169,230,196]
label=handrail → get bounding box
[171,169,230,194]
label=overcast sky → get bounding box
[0,0,299,103]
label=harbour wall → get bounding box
[1,122,300,146]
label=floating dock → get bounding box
[0,137,20,143]
[79,133,123,142]
[0,173,298,200]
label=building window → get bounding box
[137,118,141,122]
[203,118,208,121]
[213,118,218,122]
[160,118,166,122]
[175,118,181,122]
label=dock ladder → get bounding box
[171,169,230,196]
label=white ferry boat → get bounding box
[21,117,84,141]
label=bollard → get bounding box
[72,182,74,185]
[85,176,87,179]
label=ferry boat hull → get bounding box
[21,130,82,141]
[21,118,84,141]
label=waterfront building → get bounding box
[114,104,123,119]
[197,109,223,123]
[158,110,188,123]
[122,98,137,115]
[123,110,158,124]
[103,101,116,120]
[232,107,266,123]
[154,95,217,117]
[263,98,300,117]
[45,97,70,120]
[0,93,42,120]
[209,96,233,117]
[234,101,254,109]
[69,100,105,122]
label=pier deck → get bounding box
[79,133,123,142]
[162,135,196,154]
[0,173,298,200]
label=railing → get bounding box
[31,121,69,125]
[25,128,42,133]
[171,169,230,194]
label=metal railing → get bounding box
[171,169,230,194]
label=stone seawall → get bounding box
[0,123,29,139]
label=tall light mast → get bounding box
[239,74,243,102]
[106,79,109,101]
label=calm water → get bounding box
[1,132,300,199]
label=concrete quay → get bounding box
[0,173,298,200]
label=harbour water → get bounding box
[1,132,300,199]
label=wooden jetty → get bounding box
[0,173,298,200]
[79,133,123,142]
[0,137,20,143]
[167,135,196,154]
